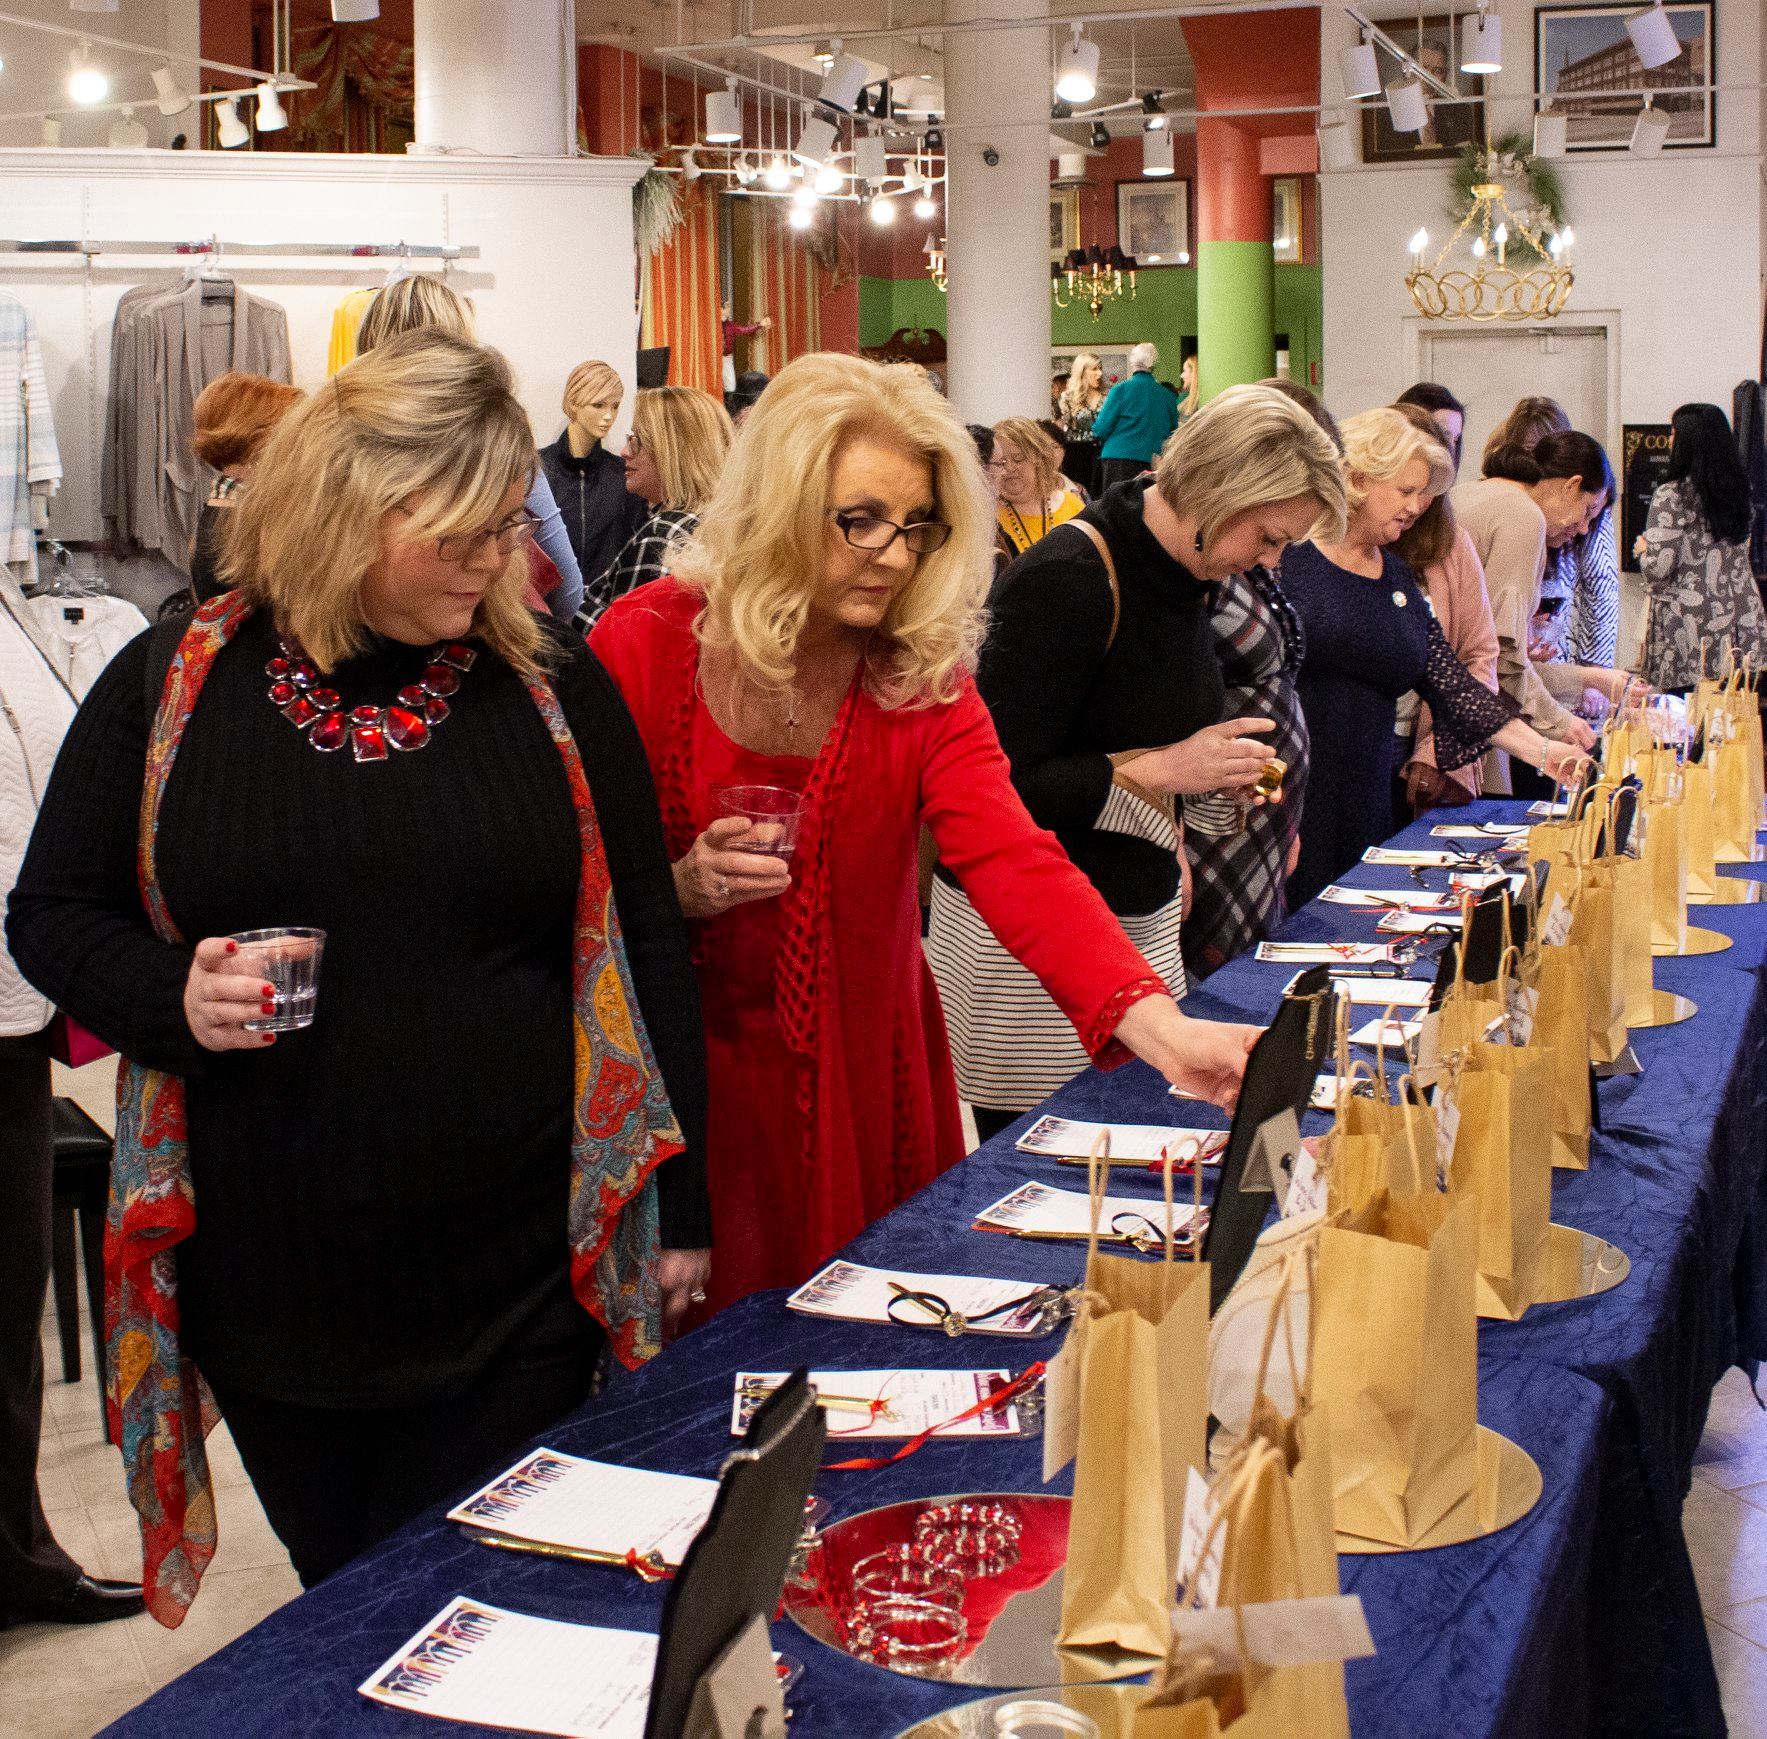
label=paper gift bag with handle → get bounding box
[1323,994,1431,1215]
[1567,865,1628,1062]
[1312,1116,1479,1547]
[1055,1140,1210,1659]
[1635,760,1689,953]
[1710,729,1758,865]
[1683,756,1721,898]
[1529,939,1592,1169]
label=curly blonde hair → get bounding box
[223,329,543,677]
[1338,406,1454,517]
[671,352,991,709]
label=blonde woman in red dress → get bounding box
[590,354,1258,1311]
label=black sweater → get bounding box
[969,479,1225,915]
[537,434,647,587]
[6,613,707,1407]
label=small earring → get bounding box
[1194,530,1204,554]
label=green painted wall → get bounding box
[860,265,1324,395]
[1198,241,1277,398]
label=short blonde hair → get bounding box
[1339,407,1453,516]
[223,329,543,677]
[563,359,622,421]
[1154,383,1347,546]
[631,386,732,513]
[672,352,991,709]
[992,417,1064,504]
[355,275,476,355]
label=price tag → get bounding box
[1435,1087,1460,1187]
[1175,1467,1223,1609]
[1506,982,1539,1046]
[1542,894,1573,948]
[1170,1596,1377,1670]
[1281,1141,1328,1221]
[1040,1326,1082,1483]
[1244,1109,1303,1210]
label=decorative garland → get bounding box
[634,164,686,258]
[1451,132,1568,266]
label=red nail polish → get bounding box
[224,941,238,954]
[261,985,274,998]
[261,1033,276,1045]
[261,1003,276,1015]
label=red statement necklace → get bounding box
[264,638,477,763]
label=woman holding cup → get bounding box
[7,331,706,1607]
[591,353,1261,1309]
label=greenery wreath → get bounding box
[1450,132,1569,266]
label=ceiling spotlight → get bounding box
[107,106,147,148]
[330,0,380,17]
[1143,126,1174,177]
[924,123,943,153]
[763,153,793,189]
[1462,8,1501,75]
[1385,77,1429,134]
[788,205,815,231]
[795,114,837,168]
[66,44,108,106]
[1050,99,1072,121]
[1630,100,1671,156]
[255,82,288,132]
[814,161,845,194]
[680,147,702,182]
[1089,121,1110,150]
[216,95,250,149]
[1055,25,1099,105]
[854,134,887,182]
[734,154,759,185]
[1338,38,1380,100]
[869,196,896,227]
[152,64,192,116]
[1533,112,1567,157]
[1626,1,1681,72]
[1141,91,1167,129]
[791,183,820,209]
[812,44,836,69]
[1317,117,1354,170]
[41,117,63,146]
[819,50,868,114]
[706,81,742,144]
[913,178,937,219]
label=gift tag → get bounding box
[1506,982,1539,1046]
[1281,1141,1328,1221]
[1243,1109,1303,1209]
[1542,894,1573,948]
[1435,1086,1460,1187]
[1169,1596,1377,1670]
[1175,1467,1223,1609]
[1040,1325,1082,1483]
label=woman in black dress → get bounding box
[1285,407,1584,907]
[7,331,707,1614]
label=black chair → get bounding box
[48,1097,113,1442]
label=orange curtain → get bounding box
[640,179,722,395]
[747,202,829,373]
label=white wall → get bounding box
[1319,0,1762,440]
[0,148,645,545]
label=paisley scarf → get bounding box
[107,592,683,1626]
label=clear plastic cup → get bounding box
[232,928,327,1032]
[713,784,809,859]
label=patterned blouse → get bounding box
[1536,505,1619,668]
[575,507,699,633]
[1638,478,1767,689]
[1181,566,1310,979]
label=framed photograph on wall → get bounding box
[1273,177,1303,263]
[1050,188,1080,264]
[1536,4,1714,151]
[1115,179,1191,265]
[1359,14,1486,163]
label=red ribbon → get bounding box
[824,1362,1048,1472]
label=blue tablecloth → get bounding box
[106,802,1766,1739]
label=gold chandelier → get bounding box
[1052,245,1138,321]
[1405,181,1573,323]
[923,234,947,293]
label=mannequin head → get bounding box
[562,360,623,453]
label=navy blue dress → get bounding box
[1283,542,1517,908]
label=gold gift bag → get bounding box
[1683,756,1721,898]
[1600,792,1656,1029]
[1324,996,1432,1215]
[1636,753,1689,953]
[1058,1145,1210,1659]
[1711,730,1758,865]
[1530,939,1592,1170]
[1313,1119,1480,1548]
[1444,1010,1555,1320]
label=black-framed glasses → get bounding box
[832,510,952,556]
[437,513,543,564]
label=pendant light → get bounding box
[1142,126,1174,178]
[1338,38,1380,100]
[794,114,836,168]
[1533,112,1567,157]
[331,0,380,17]
[1461,7,1501,75]
[705,80,742,144]
[1626,2,1681,72]
[66,43,108,106]
[1385,77,1429,135]
[152,65,193,117]
[216,95,250,149]
[1055,25,1099,105]
[255,82,288,132]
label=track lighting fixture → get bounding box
[763,154,793,189]
[1385,77,1429,134]
[924,124,943,153]
[216,95,250,148]
[854,134,888,182]
[1050,99,1072,121]
[152,65,192,117]
[1462,7,1501,75]
[795,115,837,168]
[1338,38,1380,101]
[814,161,845,194]
[788,205,814,231]
[1141,91,1167,129]
[1055,25,1099,105]
[705,81,741,144]
[818,48,868,114]
[330,0,380,17]
[913,178,937,219]
[255,82,288,132]
[1630,99,1671,156]
[868,196,897,227]
[108,106,147,147]
[1626,2,1681,72]
[1532,112,1567,157]
[1142,126,1174,177]
[1089,121,1110,150]
[66,42,108,106]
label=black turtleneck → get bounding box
[7,611,706,1407]
[538,433,646,587]
[969,478,1225,915]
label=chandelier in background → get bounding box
[1052,244,1138,321]
[1405,176,1573,323]
[923,233,948,292]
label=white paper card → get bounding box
[1435,1087,1460,1186]
[1285,971,1435,1008]
[1542,894,1574,948]
[1175,1467,1224,1609]
[1318,885,1460,912]
[358,1598,657,1738]
[448,1451,715,1568]
[787,1261,1053,1336]
[1362,847,1465,867]
[1349,1015,1421,1050]
[1282,1140,1329,1221]
[1254,941,1395,966]
[1170,1596,1377,1669]
[1376,911,1457,935]
[1041,1327,1082,1482]
[1528,800,1570,819]
[732,1369,1021,1441]
[1015,1115,1225,1165]
[1506,982,1540,1046]
[975,1180,1196,1244]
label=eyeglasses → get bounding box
[832,511,953,556]
[436,513,543,564]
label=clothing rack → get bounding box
[0,238,479,261]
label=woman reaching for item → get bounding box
[591,353,1259,1308]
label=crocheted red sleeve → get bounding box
[919,679,1168,1066]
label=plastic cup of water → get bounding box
[232,928,326,1033]
[713,784,808,859]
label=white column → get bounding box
[413,0,575,157]
[942,0,1051,423]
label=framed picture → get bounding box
[1536,4,1714,152]
[1115,179,1191,266]
[1359,14,1486,163]
[1050,188,1080,264]
[1273,177,1303,264]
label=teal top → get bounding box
[1090,370,1180,464]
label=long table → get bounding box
[105,802,1767,1739]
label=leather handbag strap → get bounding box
[1066,516,1121,654]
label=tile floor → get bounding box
[5,1073,1767,1736]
